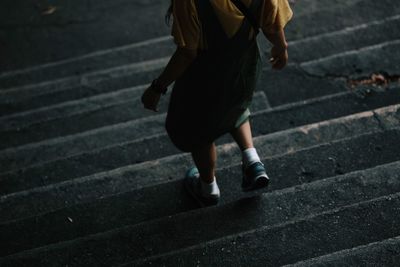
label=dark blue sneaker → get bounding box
[242,161,270,192]
[184,167,220,207]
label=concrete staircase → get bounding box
[1,0,400,266]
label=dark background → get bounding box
[0,0,170,71]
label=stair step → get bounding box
[1,129,400,256]
[4,12,400,116]
[285,0,400,41]
[301,39,400,78]
[0,55,334,118]
[7,31,395,121]
[0,36,174,93]
[0,0,172,73]
[0,85,269,133]
[0,84,147,132]
[0,87,269,150]
[1,87,399,175]
[0,92,270,193]
[0,68,162,116]
[286,236,400,267]
[2,0,397,90]
[288,0,362,17]
[0,1,398,266]
[0,89,346,171]
[5,24,397,118]
[265,14,400,64]
[1,102,397,222]
[0,106,398,226]
[262,38,400,106]
[131,192,400,267]
[0,93,398,197]
[2,161,399,265]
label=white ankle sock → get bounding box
[242,147,261,168]
[200,177,220,197]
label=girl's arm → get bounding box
[141,47,197,111]
[158,47,197,89]
[263,28,289,70]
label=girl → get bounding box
[141,0,293,207]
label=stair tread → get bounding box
[2,0,398,89]
[1,127,400,257]
[1,91,399,196]
[0,89,267,150]
[2,162,400,265]
[1,103,398,223]
[286,236,400,267]
[1,87,399,174]
[131,192,400,267]
[1,1,399,266]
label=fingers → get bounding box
[141,91,159,112]
[270,57,287,70]
[142,99,159,112]
[143,104,158,112]
[144,104,158,112]
[272,58,287,70]
[269,57,278,64]
[270,57,280,69]
[270,45,288,70]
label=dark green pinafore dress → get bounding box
[166,0,263,152]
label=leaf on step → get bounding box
[42,6,57,15]
[348,73,400,88]
[371,74,387,85]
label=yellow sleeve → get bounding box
[261,0,293,33]
[171,0,201,50]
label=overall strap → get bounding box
[230,0,261,35]
[195,0,231,49]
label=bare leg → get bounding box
[191,120,253,183]
[231,120,268,190]
[191,142,217,184]
[230,120,254,151]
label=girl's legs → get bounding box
[231,120,268,190]
[190,142,220,200]
[230,120,254,151]
[231,120,264,169]
[191,142,217,184]
[191,119,257,183]
[188,142,220,205]
[187,120,266,199]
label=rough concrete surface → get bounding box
[1,0,400,266]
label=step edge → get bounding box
[3,33,399,99]
[0,56,169,98]
[1,86,392,157]
[2,161,400,261]
[0,91,267,171]
[0,102,390,194]
[300,39,400,69]
[0,84,148,122]
[128,191,400,266]
[3,13,400,87]
[1,123,398,226]
[289,14,400,46]
[1,105,396,201]
[0,36,173,80]
[283,236,400,267]
[0,89,348,153]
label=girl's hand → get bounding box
[141,87,161,112]
[270,45,288,70]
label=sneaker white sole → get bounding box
[242,174,270,192]
[184,177,219,207]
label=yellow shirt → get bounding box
[172,0,293,50]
